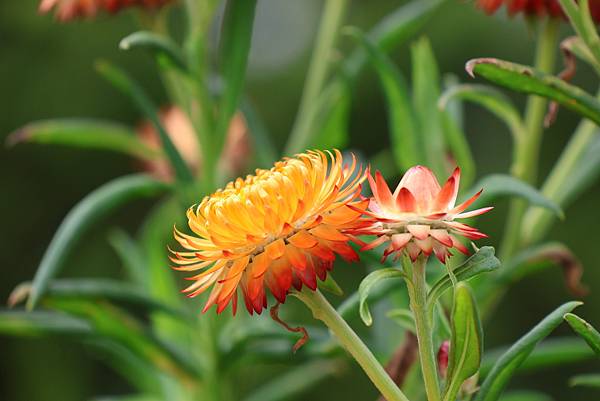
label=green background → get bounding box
[1,0,598,400]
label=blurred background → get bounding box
[1,0,598,400]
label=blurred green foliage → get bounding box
[1,1,599,400]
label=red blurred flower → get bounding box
[39,0,174,22]
[477,0,600,22]
[351,166,492,264]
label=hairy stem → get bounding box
[406,256,441,401]
[293,289,411,401]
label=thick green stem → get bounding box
[499,18,559,261]
[285,0,348,154]
[406,256,441,401]
[293,289,411,401]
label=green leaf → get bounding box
[319,274,344,297]
[242,359,342,401]
[96,61,194,184]
[40,279,190,320]
[312,83,351,150]
[337,275,398,321]
[412,36,447,177]
[427,246,500,311]
[473,301,582,401]
[499,390,554,401]
[466,174,564,218]
[559,0,600,67]
[561,132,600,205]
[285,0,446,154]
[386,308,416,333]
[358,268,406,326]
[444,283,483,401]
[108,228,148,286]
[561,36,600,75]
[7,119,160,161]
[215,0,257,156]
[27,175,170,310]
[481,337,595,377]
[466,58,600,125]
[441,111,476,190]
[45,298,201,382]
[564,313,600,355]
[495,242,587,297]
[439,84,526,140]
[92,396,161,401]
[570,373,600,388]
[345,27,421,170]
[0,310,92,337]
[239,98,278,166]
[120,31,188,71]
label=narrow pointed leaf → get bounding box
[570,373,600,388]
[564,313,600,355]
[0,310,92,337]
[358,268,406,326]
[481,337,595,376]
[108,228,148,286]
[473,301,582,401]
[561,36,600,75]
[96,61,193,184]
[215,0,257,156]
[465,174,563,218]
[239,98,278,166]
[386,308,416,333]
[412,36,447,177]
[337,276,397,321]
[345,27,421,169]
[7,119,160,161]
[444,283,483,401]
[285,0,446,153]
[439,84,526,140]
[120,31,188,71]
[499,391,554,401]
[558,0,600,67]
[242,359,342,401]
[466,58,600,125]
[427,246,500,310]
[319,274,344,297]
[27,175,170,309]
[442,111,476,190]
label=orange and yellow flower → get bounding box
[352,166,492,264]
[170,150,368,315]
[39,0,173,22]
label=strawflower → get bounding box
[39,0,173,22]
[477,0,600,22]
[353,166,492,264]
[170,150,367,315]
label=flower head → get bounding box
[477,0,600,22]
[353,166,492,264]
[39,0,174,22]
[170,150,367,315]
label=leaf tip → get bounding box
[5,128,29,147]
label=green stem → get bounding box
[284,0,348,154]
[499,18,559,261]
[293,289,411,401]
[406,256,441,401]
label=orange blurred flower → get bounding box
[170,150,368,315]
[477,0,600,22]
[137,106,251,182]
[352,166,492,264]
[39,0,174,21]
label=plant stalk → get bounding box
[406,256,441,401]
[293,289,411,401]
[499,18,559,261]
[285,0,348,154]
